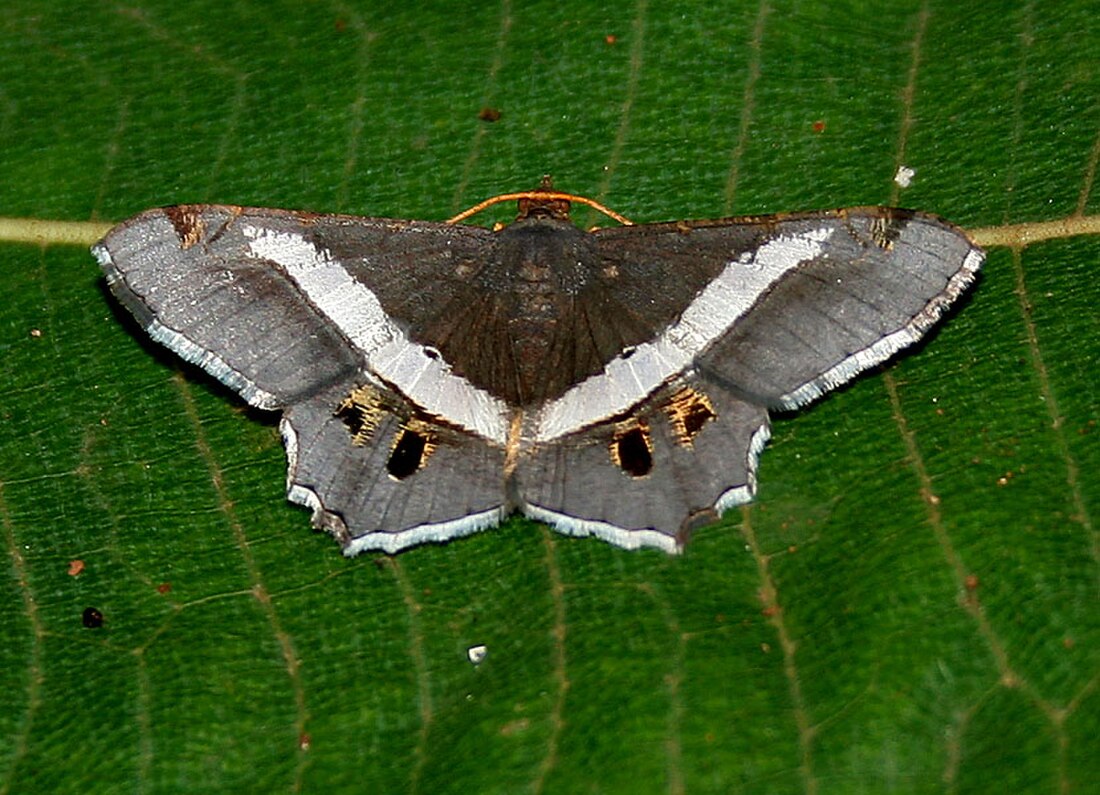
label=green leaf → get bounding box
[2,2,1096,793]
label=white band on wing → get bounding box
[243,226,511,444]
[534,228,834,441]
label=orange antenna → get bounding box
[446,189,634,226]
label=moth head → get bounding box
[516,194,572,222]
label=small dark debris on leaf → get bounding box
[156,582,172,594]
[82,607,104,628]
[478,107,502,122]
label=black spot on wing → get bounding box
[614,426,653,477]
[387,429,428,480]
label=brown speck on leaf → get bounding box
[1063,636,1075,649]
[334,18,346,32]
[605,34,617,44]
[812,120,826,133]
[299,733,311,751]
[478,107,502,122]
[68,560,84,576]
[500,718,530,736]
[964,574,981,608]
[762,604,781,617]
[760,642,771,653]
[156,582,172,594]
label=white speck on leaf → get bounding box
[894,165,916,188]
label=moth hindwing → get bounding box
[94,186,982,555]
